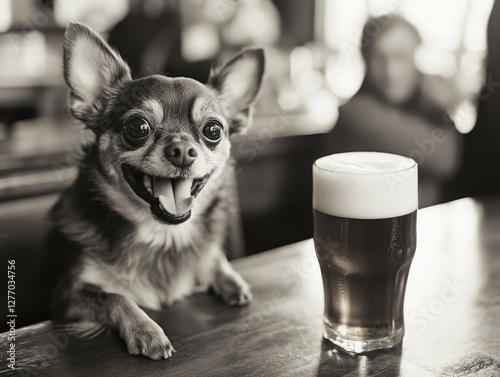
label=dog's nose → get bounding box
[164,141,198,168]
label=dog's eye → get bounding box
[124,118,151,141]
[202,120,223,142]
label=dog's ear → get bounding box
[208,48,265,135]
[63,22,131,127]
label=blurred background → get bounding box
[1,0,499,329]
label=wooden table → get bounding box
[1,197,499,376]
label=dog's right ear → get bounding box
[63,22,131,127]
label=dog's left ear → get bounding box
[208,48,265,135]
[63,22,131,127]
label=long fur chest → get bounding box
[77,222,220,310]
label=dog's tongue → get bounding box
[153,177,194,216]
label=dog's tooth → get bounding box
[144,175,152,194]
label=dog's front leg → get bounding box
[56,286,174,359]
[211,252,253,306]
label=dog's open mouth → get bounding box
[122,165,209,225]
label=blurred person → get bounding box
[324,15,461,207]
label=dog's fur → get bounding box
[47,22,264,359]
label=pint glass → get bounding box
[313,152,417,353]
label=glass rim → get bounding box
[313,152,417,175]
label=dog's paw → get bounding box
[122,318,175,360]
[214,273,253,306]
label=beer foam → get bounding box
[313,152,418,219]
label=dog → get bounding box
[47,22,264,360]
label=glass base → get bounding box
[323,323,404,354]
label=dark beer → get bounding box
[313,152,417,352]
[314,210,416,343]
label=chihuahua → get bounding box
[47,22,264,359]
